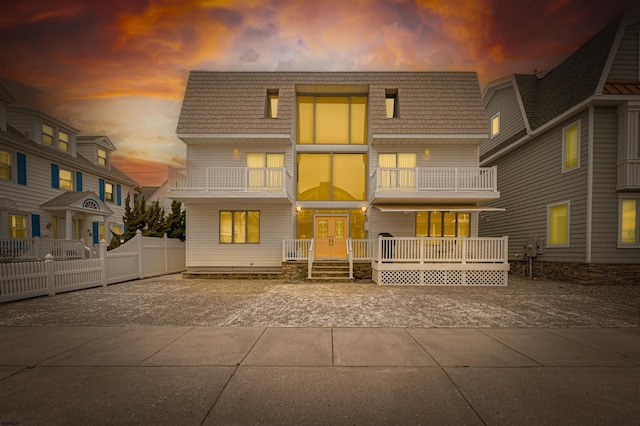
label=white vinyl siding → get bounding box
[186,203,292,268]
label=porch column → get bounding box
[102,217,110,242]
[65,209,73,240]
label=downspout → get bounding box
[586,106,594,263]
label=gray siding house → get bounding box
[480,11,640,284]
[171,71,508,284]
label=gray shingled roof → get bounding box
[515,14,622,130]
[177,71,488,136]
[1,124,138,187]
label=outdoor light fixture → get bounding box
[361,205,368,215]
[295,205,302,215]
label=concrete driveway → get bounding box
[1,274,638,327]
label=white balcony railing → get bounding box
[169,167,291,193]
[375,167,497,192]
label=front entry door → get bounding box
[314,215,347,259]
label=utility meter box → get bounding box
[524,237,538,258]
[536,238,545,255]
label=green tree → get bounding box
[165,200,186,241]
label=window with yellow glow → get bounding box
[378,153,416,189]
[9,214,27,238]
[59,168,74,190]
[297,153,366,201]
[267,90,279,118]
[621,199,638,244]
[491,113,500,137]
[548,203,569,246]
[297,95,367,144]
[295,208,366,240]
[563,123,579,171]
[247,153,284,190]
[42,124,54,145]
[105,183,114,202]
[0,151,10,180]
[59,131,69,152]
[98,149,107,166]
[220,211,260,244]
[385,90,398,118]
[416,212,470,237]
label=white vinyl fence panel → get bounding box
[1,231,185,303]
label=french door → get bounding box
[314,215,347,258]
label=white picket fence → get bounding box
[0,231,185,303]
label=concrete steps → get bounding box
[308,261,353,282]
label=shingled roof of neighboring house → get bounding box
[514,14,622,130]
[177,71,489,136]
[1,124,138,187]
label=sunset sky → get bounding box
[0,0,635,186]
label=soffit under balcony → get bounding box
[371,134,488,146]
[178,133,293,145]
[374,204,504,212]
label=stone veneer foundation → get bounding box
[183,262,374,281]
[511,260,640,285]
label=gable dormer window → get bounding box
[42,124,54,145]
[98,148,108,166]
[59,131,69,152]
[267,89,279,118]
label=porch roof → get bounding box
[40,191,113,216]
[374,204,505,212]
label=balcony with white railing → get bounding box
[168,167,294,202]
[371,166,499,203]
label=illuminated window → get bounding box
[378,153,416,189]
[621,199,639,244]
[59,131,69,152]
[267,90,279,118]
[0,151,10,180]
[548,202,569,246]
[385,89,398,118]
[247,153,284,190]
[8,214,27,238]
[42,124,54,145]
[220,211,260,244]
[416,212,470,237]
[297,153,366,201]
[105,183,114,202]
[563,122,580,172]
[59,168,74,190]
[98,149,107,166]
[297,95,367,144]
[491,113,500,137]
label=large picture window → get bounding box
[416,212,470,237]
[548,202,569,246]
[297,153,366,201]
[297,95,367,144]
[220,211,260,244]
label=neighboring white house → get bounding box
[0,85,137,247]
[169,72,507,283]
[479,11,640,284]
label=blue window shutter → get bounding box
[99,179,105,201]
[92,222,99,244]
[17,153,27,185]
[116,184,122,205]
[51,164,59,189]
[76,172,83,191]
[31,214,40,237]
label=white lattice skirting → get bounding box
[372,263,509,286]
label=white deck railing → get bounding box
[169,167,291,194]
[375,236,508,263]
[282,239,313,261]
[0,238,84,261]
[375,167,497,192]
